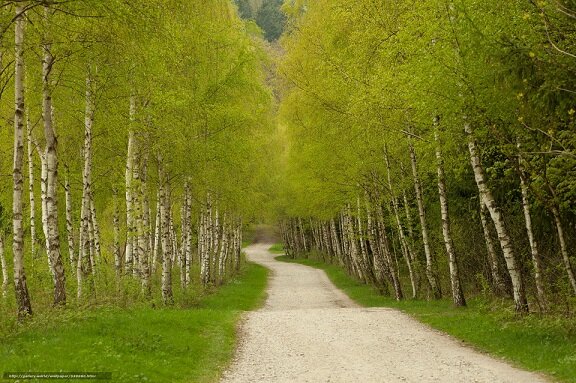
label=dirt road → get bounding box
[221,243,548,383]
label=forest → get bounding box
[0,0,575,382]
[279,0,576,314]
[0,0,276,321]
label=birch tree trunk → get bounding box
[132,150,142,278]
[152,189,161,274]
[402,191,414,239]
[465,122,528,312]
[0,233,7,298]
[169,211,178,266]
[42,6,66,305]
[64,170,76,271]
[550,204,576,296]
[113,188,121,277]
[211,207,220,281]
[179,200,186,288]
[77,75,95,298]
[345,205,364,280]
[140,157,150,296]
[13,5,33,317]
[376,203,403,300]
[206,195,214,281]
[26,118,37,259]
[159,164,173,304]
[200,204,211,286]
[517,150,546,308]
[434,122,465,306]
[148,203,153,269]
[339,213,351,272]
[385,147,418,298]
[125,98,136,274]
[322,222,332,260]
[299,217,307,252]
[88,194,101,260]
[87,208,96,273]
[184,182,192,286]
[77,197,86,299]
[218,214,228,285]
[330,218,342,263]
[356,197,371,281]
[39,153,50,271]
[366,197,388,293]
[409,138,441,299]
[479,197,507,296]
[199,212,205,279]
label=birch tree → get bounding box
[12,4,33,318]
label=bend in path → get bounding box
[221,243,550,383]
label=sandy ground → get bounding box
[221,243,549,383]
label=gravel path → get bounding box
[221,244,549,383]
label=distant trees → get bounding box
[0,1,274,320]
[279,0,576,313]
[235,0,286,41]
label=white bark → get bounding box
[434,122,465,306]
[365,197,387,291]
[113,188,121,277]
[152,189,161,274]
[518,149,546,308]
[356,197,369,280]
[140,157,150,296]
[64,170,76,272]
[479,197,506,295]
[13,6,33,317]
[375,203,403,300]
[339,214,349,265]
[39,152,50,271]
[169,210,178,265]
[77,75,95,298]
[132,150,142,278]
[42,6,66,305]
[385,148,417,298]
[299,217,307,252]
[180,197,187,288]
[204,194,214,283]
[465,122,527,312]
[184,182,192,286]
[551,205,576,295]
[87,207,96,273]
[26,117,37,259]
[125,97,136,274]
[322,222,331,259]
[402,191,414,239]
[159,163,173,304]
[345,205,363,280]
[218,214,229,285]
[409,139,441,299]
[212,207,220,280]
[90,196,101,263]
[199,210,209,285]
[330,218,342,263]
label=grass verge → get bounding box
[267,243,284,254]
[0,262,268,383]
[276,254,576,383]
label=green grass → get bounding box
[276,255,576,383]
[267,243,284,254]
[0,263,268,383]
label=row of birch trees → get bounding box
[278,0,576,313]
[0,1,274,320]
